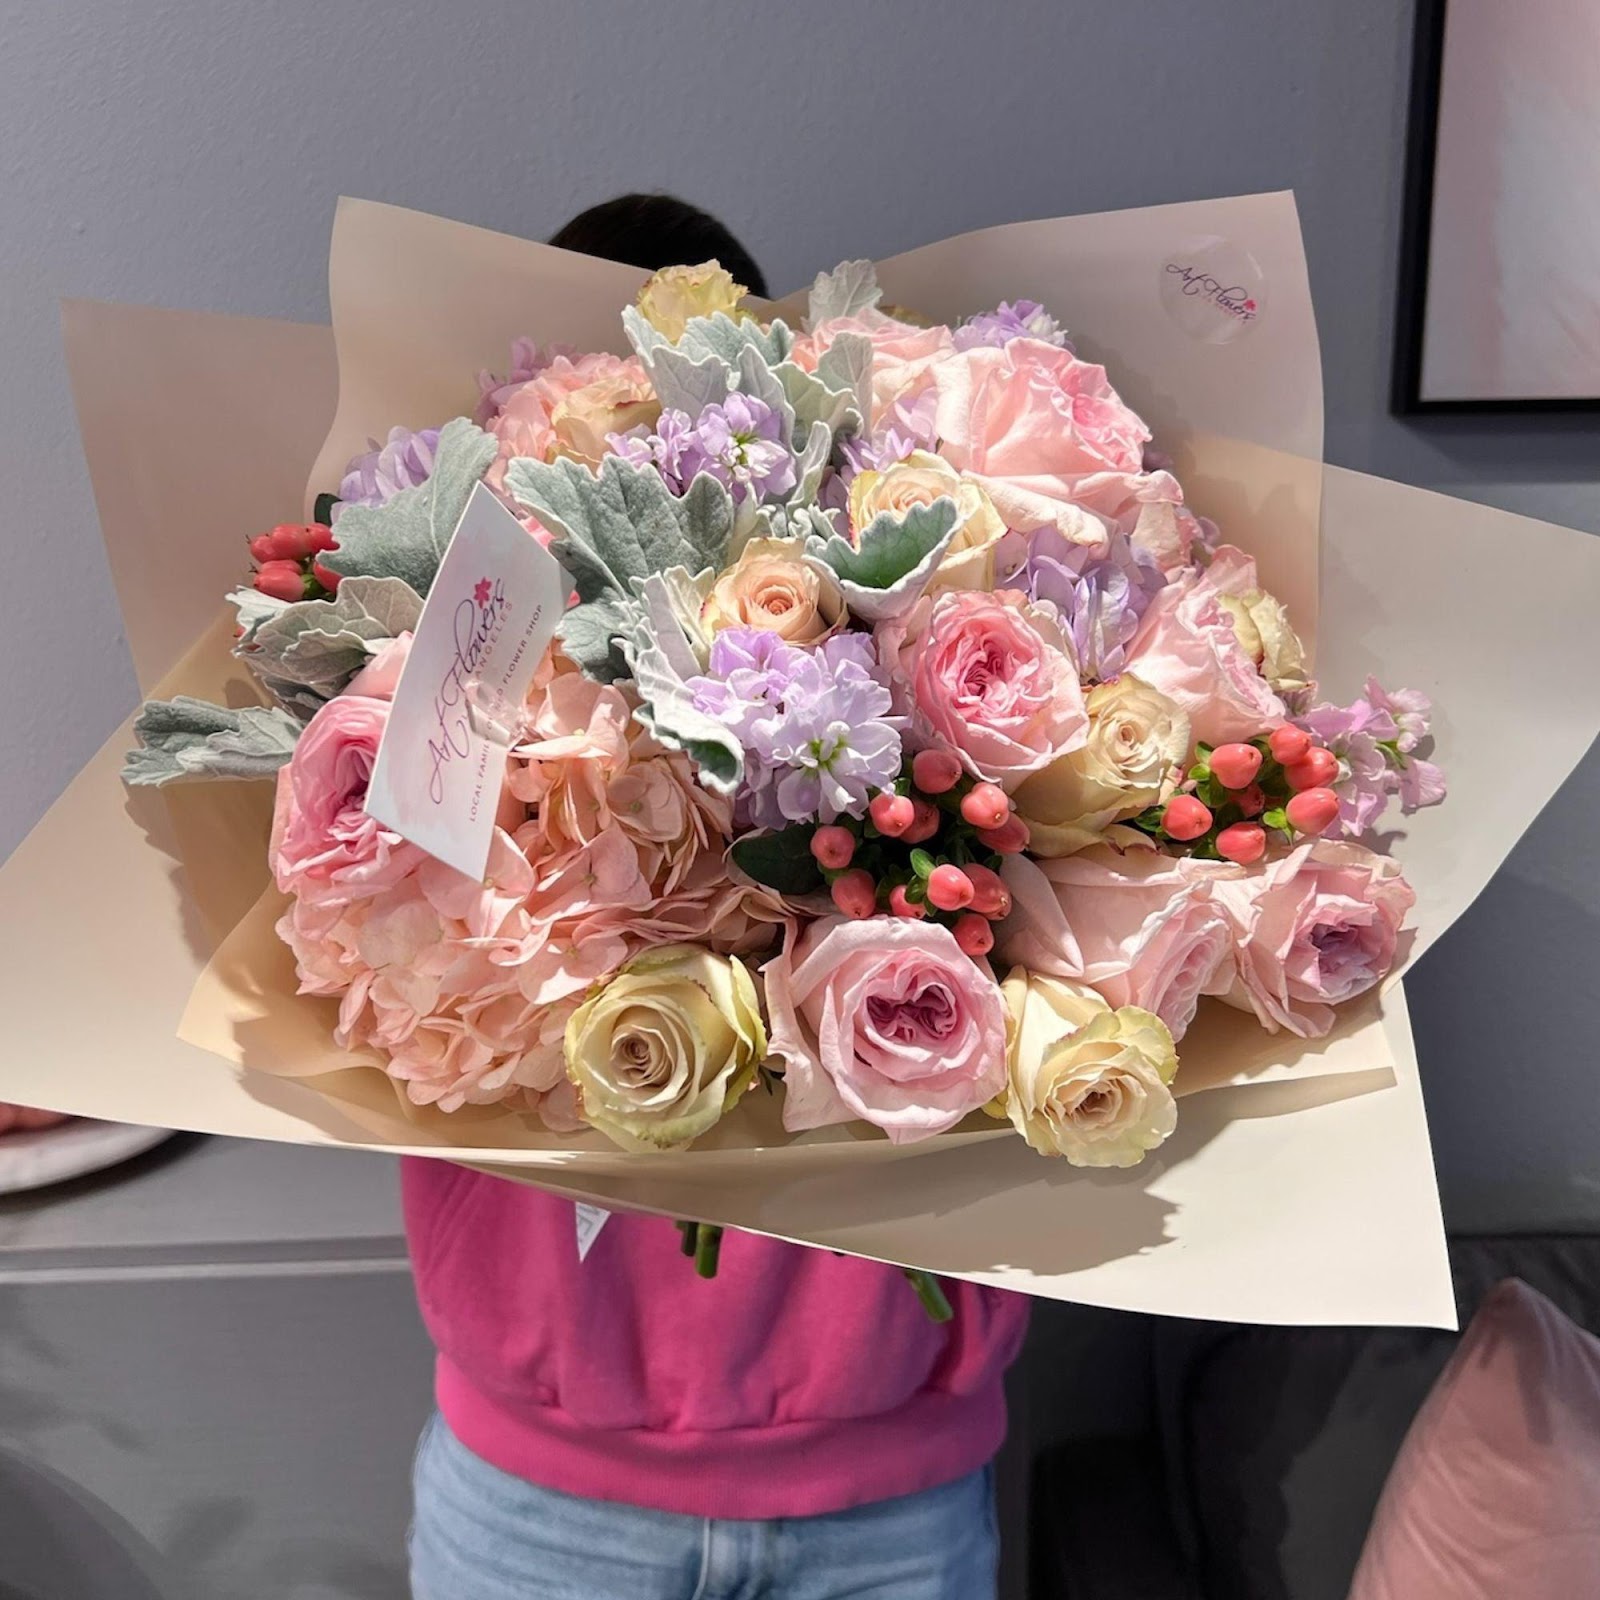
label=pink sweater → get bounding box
[402,1158,1031,1519]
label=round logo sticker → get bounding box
[1159,236,1266,344]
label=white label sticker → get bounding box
[574,1203,611,1262]
[1159,235,1267,344]
[364,482,566,881]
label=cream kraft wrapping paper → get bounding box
[3,195,1597,1322]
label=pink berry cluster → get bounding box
[1139,724,1342,863]
[249,523,341,603]
[809,748,1028,956]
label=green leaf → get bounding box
[909,848,936,878]
[124,697,302,787]
[1187,763,1211,782]
[731,826,824,896]
[1261,806,1290,832]
[313,491,340,526]
[319,417,497,596]
[807,260,882,327]
[807,497,960,622]
[241,575,424,703]
[506,453,734,608]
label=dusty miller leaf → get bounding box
[622,306,729,415]
[807,260,881,327]
[807,497,960,622]
[227,587,290,648]
[812,333,873,434]
[319,417,497,595]
[556,595,639,683]
[243,575,424,700]
[123,697,302,787]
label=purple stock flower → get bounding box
[953,300,1072,353]
[334,426,441,519]
[1019,527,1166,680]
[687,628,903,828]
[609,394,796,505]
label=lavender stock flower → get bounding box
[611,394,796,505]
[334,426,441,518]
[953,299,1072,352]
[1019,527,1166,680]
[1295,679,1446,835]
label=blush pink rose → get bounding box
[883,588,1088,790]
[270,695,423,904]
[931,338,1177,539]
[794,310,955,432]
[344,632,412,701]
[767,916,1008,1143]
[997,841,1234,1041]
[1210,840,1416,1037]
[1123,545,1286,745]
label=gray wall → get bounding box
[1,0,1595,1231]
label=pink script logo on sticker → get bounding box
[1163,262,1260,323]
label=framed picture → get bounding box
[1393,0,1600,413]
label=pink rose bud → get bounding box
[1162,794,1213,841]
[952,912,994,956]
[869,792,917,837]
[888,884,926,920]
[312,558,343,593]
[959,782,1011,831]
[976,815,1030,854]
[1237,783,1267,818]
[830,869,878,920]
[902,797,941,845]
[810,826,856,870]
[926,864,976,912]
[911,748,964,795]
[1216,822,1267,864]
[1268,724,1313,765]
[1210,742,1263,790]
[1285,786,1341,836]
[1285,747,1339,791]
[254,559,309,602]
[963,862,1012,919]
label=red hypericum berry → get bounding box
[902,797,941,845]
[926,864,975,912]
[1268,724,1313,765]
[963,862,1011,919]
[888,884,926,920]
[959,782,1011,831]
[1210,742,1264,790]
[976,815,1030,854]
[953,913,994,957]
[308,523,337,553]
[830,869,878,920]
[1285,747,1339,791]
[1162,794,1213,841]
[869,792,916,837]
[1285,786,1341,836]
[1237,783,1267,818]
[312,558,342,593]
[248,533,279,564]
[911,748,963,795]
[810,825,856,870]
[253,560,309,602]
[1216,822,1267,864]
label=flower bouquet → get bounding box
[7,193,1599,1326]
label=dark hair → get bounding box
[548,193,769,298]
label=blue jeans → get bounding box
[409,1412,998,1599]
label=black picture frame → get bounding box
[1391,0,1600,415]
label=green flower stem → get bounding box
[694,1224,724,1279]
[904,1268,954,1322]
[677,1220,698,1257]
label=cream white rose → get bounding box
[1218,587,1308,696]
[848,450,1012,592]
[998,969,1178,1167]
[564,944,766,1151]
[1011,674,1190,856]
[635,261,749,342]
[701,537,845,644]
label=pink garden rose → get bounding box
[344,632,411,701]
[998,840,1235,1041]
[931,338,1180,539]
[767,916,1008,1143]
[1123,544,1286,745]
[883,588,1089,791]
[1209,840,1416,1037]
[269,694,423,904]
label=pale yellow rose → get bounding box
[1219,588,1308,695]
[635,261,749,343]
[1011,674,1190,856]
[998,969,1178,1166]
[848,450,1011,592]
[564,944,766,1151]
[701,538,845,644]
[550,370,661,469]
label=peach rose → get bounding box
[848,450,1013,592]
[1124,545,1287,745]
[701,538,844,644]
[796,310,955,430]
[883,588,1088,790]
[1210,840,1415,1038]
[998,841,1235,1041]
[768,916,1008,1143]
[549,370,660,469]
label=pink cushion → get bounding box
[1349,1278,1600,1599]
